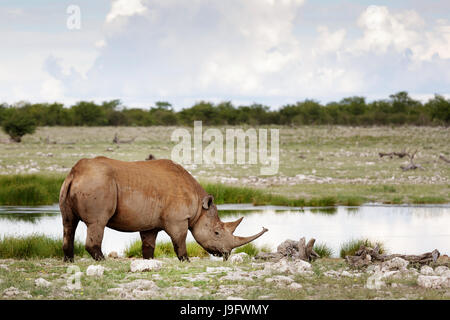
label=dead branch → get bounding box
[379,150,408,159]
[345,244,440,267]
[379,149,424,171]
[439,154,450,164]
[113,133,136,144]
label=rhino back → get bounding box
[83,157,206,231]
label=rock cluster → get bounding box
[417,265,450,289]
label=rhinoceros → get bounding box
[59,156,268,261]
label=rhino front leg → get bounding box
[140,229,159,259]
[166,224,189,262]
[85,223,105,261]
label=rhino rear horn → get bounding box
[224,217,244,234]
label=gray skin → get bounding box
[59,157,268,262]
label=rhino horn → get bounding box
[224,217,244,234]
[231,227,268,249]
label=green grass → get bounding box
[0,174,365,207]
[313,243,333,258]
[232,243,260,256]
[0,175,64,205]
[124,240,209,258]
[0,234,86,259]
[339,238,386,258]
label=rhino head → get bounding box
[191,195,268,260]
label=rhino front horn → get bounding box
[232,227,268,249]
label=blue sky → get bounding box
[1,0,449,109]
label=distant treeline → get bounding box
[1,91,449,127]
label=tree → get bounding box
[1,109,36,142]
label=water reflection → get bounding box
[310,207,338,215]
[0,204,449,256]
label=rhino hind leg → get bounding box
[62,214,80,262]
[140,229,159,259]
[85,223,106,261]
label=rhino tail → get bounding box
[59,173,75,217]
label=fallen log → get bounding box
[379,151,408,159]
[439,154,450,164]
[345,244,440,267]
[255,237,320,262]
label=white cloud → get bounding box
[106,0,147,23]
[354,5,450,62]
[40,77,65,101]
[314,26,346,54]
[2,1,449,107]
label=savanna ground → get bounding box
[1,256,449,300]
[0,125,449,204]
[0,125,449,300]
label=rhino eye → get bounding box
[215,231,219,235]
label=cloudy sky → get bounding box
[1,0,449,109]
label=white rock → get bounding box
[35,278,51,288]
[265,275,294,285]
[86,265,105,277]
[226,296,245,300]
[341,270,352,277]
[229,252,248,263]
[289,282,303,290]
[381,270,400,279]
[417,275,450,289]
[206,266,232,273]
[229,255,244,264]
[420,265,434,276]
[382,257,409,271]
[292,259,312,273]
[130,259,164,272]
[434,266,450,277]
[264,258,312,275]
[2,286,32,298]
[108,251,119,259]
[119,279,158,290]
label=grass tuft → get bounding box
[0,234,86,259]
[233,243,259,256]
[339,238,386,258]
[313,243,333,258]
[124,240,209,258]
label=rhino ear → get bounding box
[202,195,214,210]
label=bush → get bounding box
[1,109,36,142]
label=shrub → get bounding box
[1,109,36,142]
